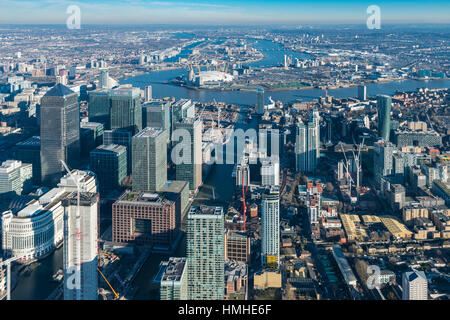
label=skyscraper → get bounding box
[144,85,152,102]
[132,127,168,192]
[99,70,109,89]
[235,161,250,187]
[261,186,280,268]
[174,119,202,191]
[187,206,224,300]
[160,257,188,300]
[261,158,280,187]
[13,136,41,185]
[90,144,127,192]
[402,270,428,300]
[110,87,142,135]
[142,101,171,133]
[103,129,133,175]
[373,139,395,187]
[62,192,99,300]
[40,84,80,187]
[358,85,367,101]
[309,109,321,159]
[377,95,392,141]
[256,88,264,115]
[88,89,111,128]
[295,120,318,173]
[171,99,195,124]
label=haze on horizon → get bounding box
[0,0,449,25]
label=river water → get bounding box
[12,37,449,300]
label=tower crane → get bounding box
[350,137,365,196]
[340,142,355,199]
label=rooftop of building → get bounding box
[80,122,103,129]
[44,83,75,97]
[225,260,247,282]
[264,185,280,196]
[62,192,98,206]
[110,87,140,97]
[172,99,192,108]
[161,257,187,283]
[58,170,97,187]
[116,191,173,205]
[0,160,30,173]
[189,205,223,217]
[142,100,169,108]
[404,269,427,282]
[158,180,189,194]
[134,127,165,138]
[92,144,126,153]
[16,136,40,147]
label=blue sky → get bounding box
[0,0,449,24]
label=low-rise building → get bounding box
[253,270,282,290]
[224,260,248,299]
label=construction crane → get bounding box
[98,268,119,300]
[340,142,355,199]
[350,137,365,195]
[241,170,250,233]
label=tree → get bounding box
[325,182,334,194]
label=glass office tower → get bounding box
[40,84,80,187]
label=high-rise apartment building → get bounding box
[62,192,99,300]
[160,257,188,300]
[377,95,392,141]
[40,84,80,187]
[295,120,318,173]
[309,109,321,159]
[261,159,280,187]
[132,127,168,192]
[373,139,395,187]
[261,186,280,268]
[236,163,250,188]
[402,270,428,300]
[187,206,224,300]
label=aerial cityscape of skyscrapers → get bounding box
[0,1,449,311]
